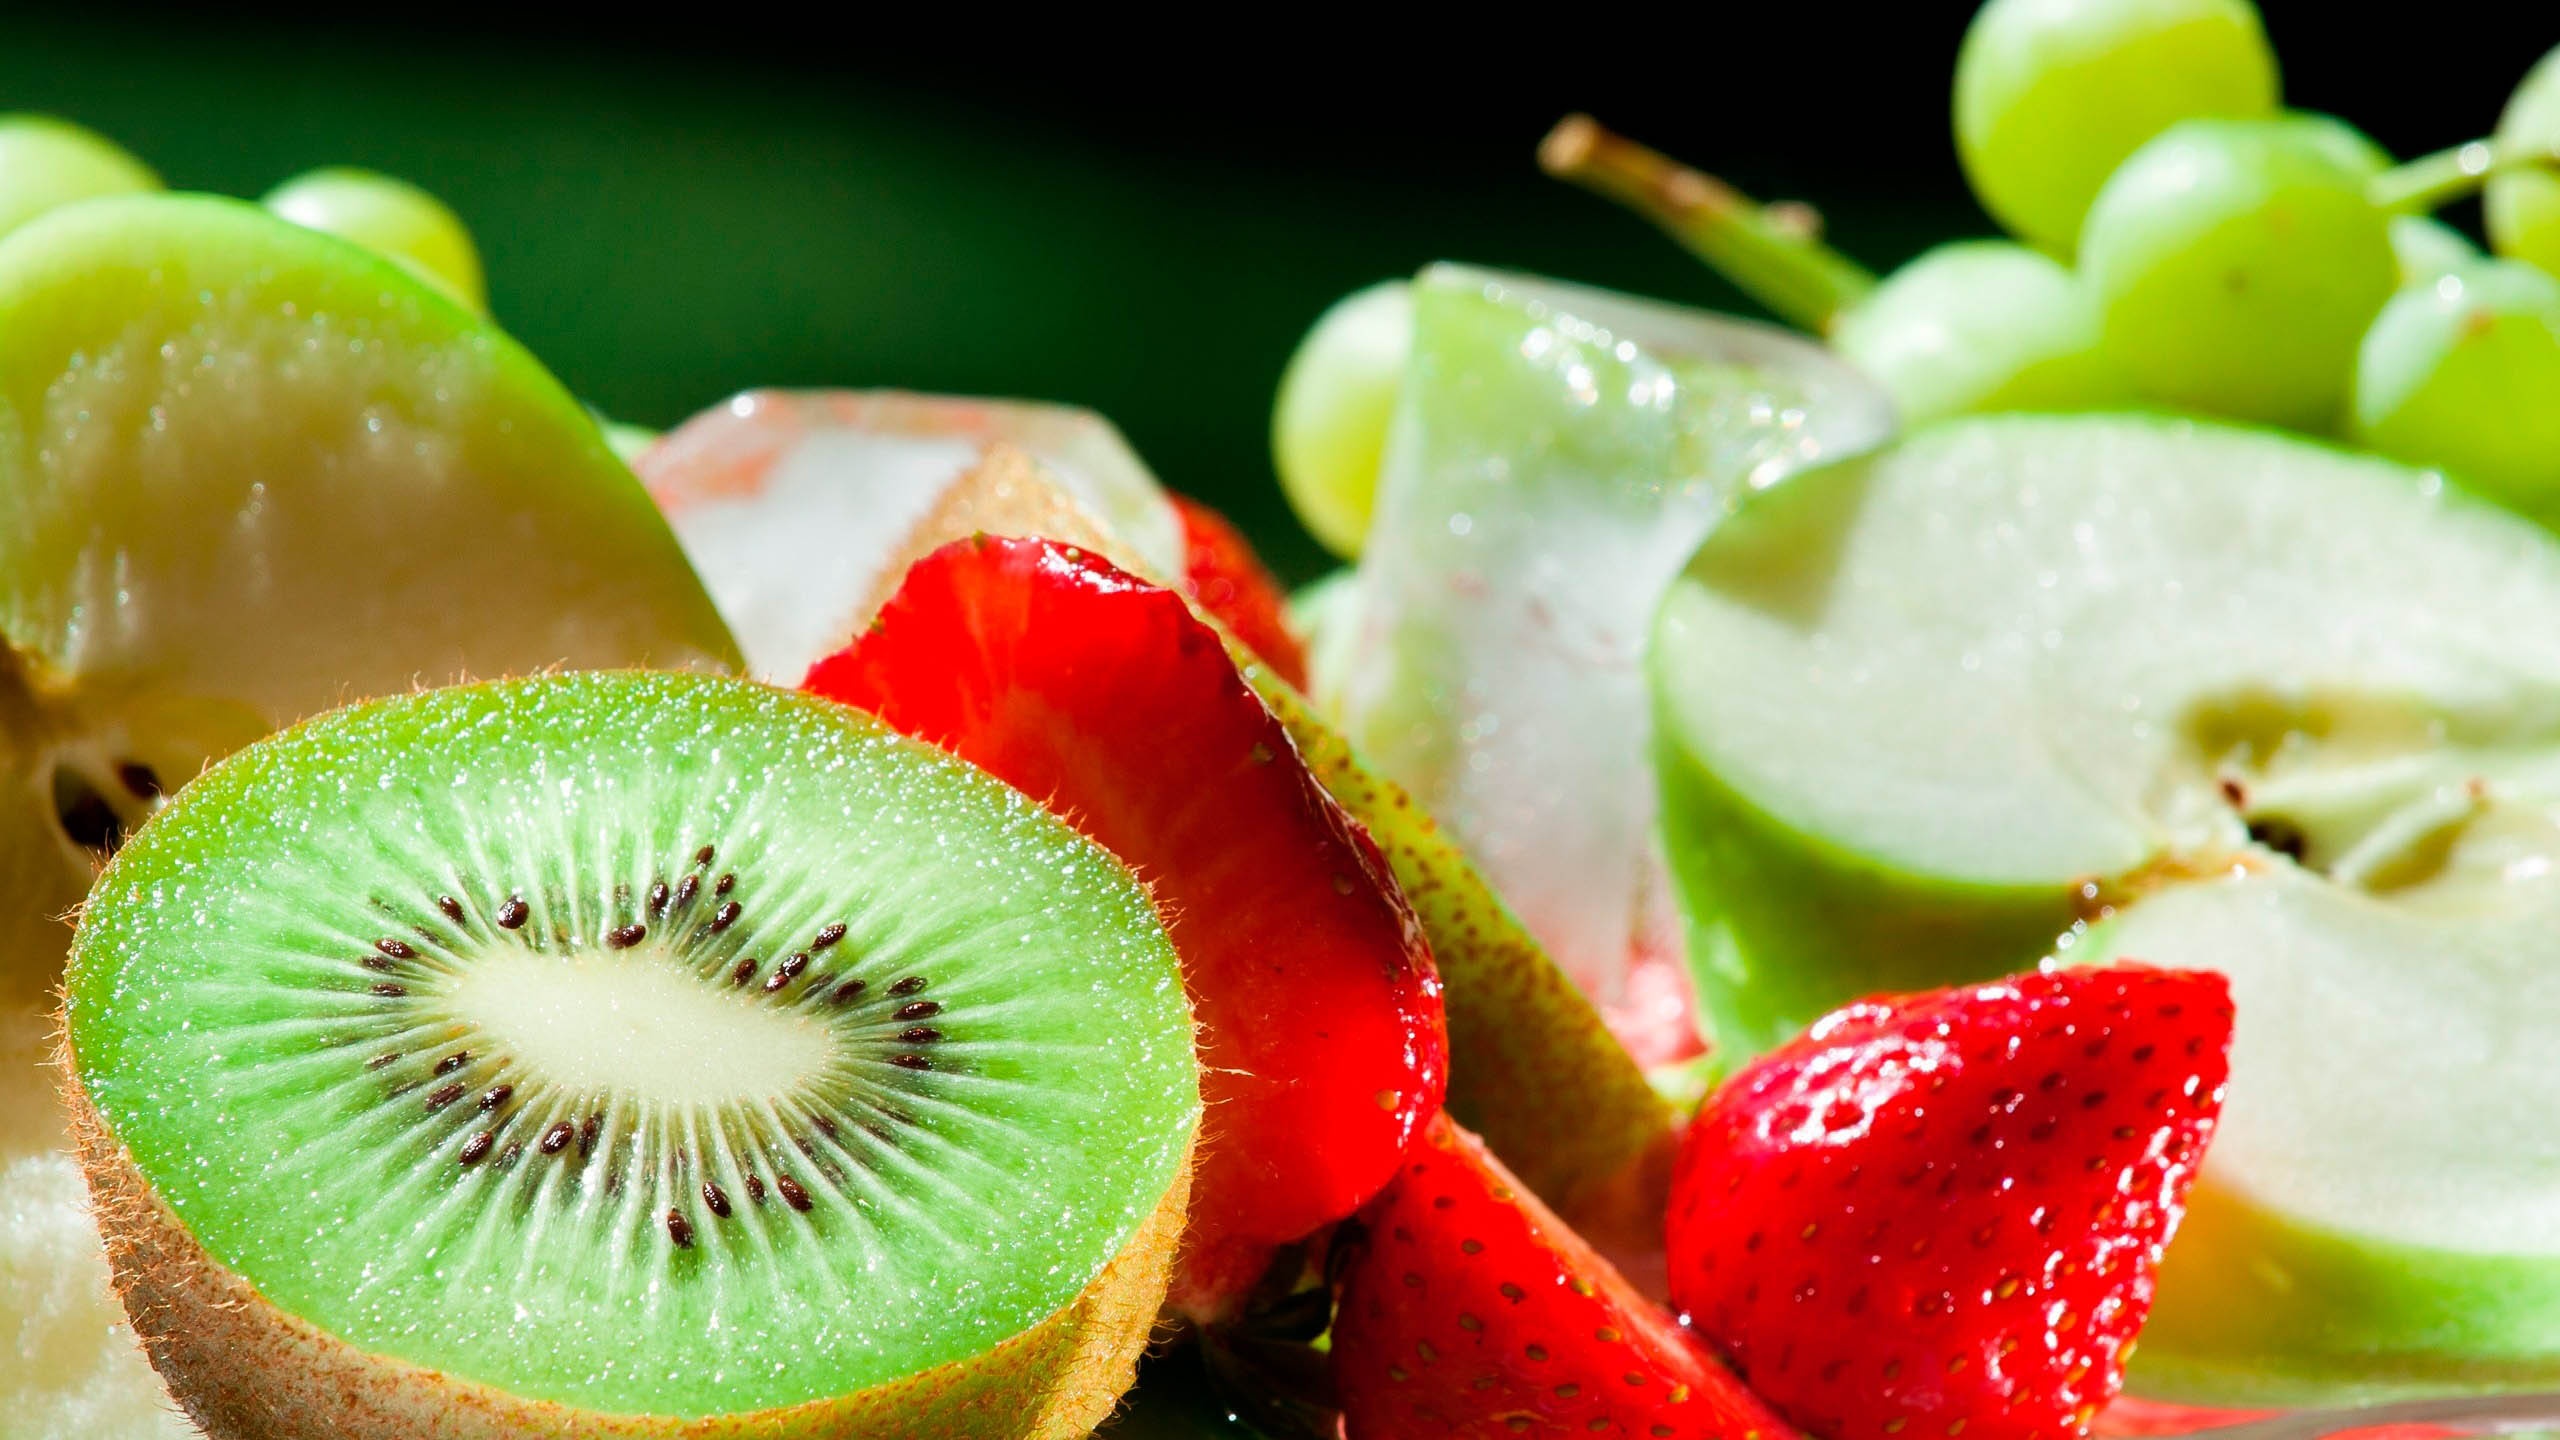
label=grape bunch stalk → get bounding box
[1270,0,2560,560]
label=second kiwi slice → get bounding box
[62,670,1200,1439]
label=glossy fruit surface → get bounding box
[2487,47,2560,279]
[2081,116,2397,428]
[1332,1112,1788,1440]
[1669,965,2231,1440]
[1272,280,1410,560]
[1833,239,2130,423]
[263,165,487,312]
[2351,258,2560,513]
[808,536,1446,1319]
[0,115,157,239]
[1955,0,2279,256]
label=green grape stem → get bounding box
[1540,115,1877,334]
[2373,136,2560,215]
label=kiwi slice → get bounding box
[63,671,1199,1439]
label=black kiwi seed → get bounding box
[889,976,928,996]
[579,1114,602,1155]
[730,958,759,987]
[647,881,670,916]
[829,979,867,1005]
[812,1114,839,1138]
[667,1209,695,1248]
[459,1132,494,1166]
[370,982,409,998]
[896,1000,942,1021]
[776,1174,812,1212]
[426,1083,466,1112]
[366,1051,400,1071]
[763,954,808,992]
[478,1084,512,1111]
[605,923,647,949]
[362,955,399,972]
[694,844,715,867]
[496,897,529,929]
[811,922,847,951]
[709,901,742,933]
[890,1054,932,1071]
[436,894,466,923]
[435,1052,471,1076]
[376,938,415,960]
[540,1122,573,1155]
[715,873,736,897]
[899,1027,941,1044]
[703,1181,732,1218]
[673,874,700,910]
[745,1174,767,1204]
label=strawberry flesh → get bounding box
[1172,494,1309,689]
[805,535,1445,1320]
[1667,965,2232,1440]
[1334,1110,1794,1440]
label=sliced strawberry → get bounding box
[1668,965,2233,1440]
[1171,494,1309,689]
[805,536,1445,1320]
[1333,1110,1792,1440]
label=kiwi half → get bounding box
[63,671,1199,1439]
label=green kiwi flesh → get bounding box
[65,671,1199,1433]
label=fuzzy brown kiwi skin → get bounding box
[63,1058,1190,1440]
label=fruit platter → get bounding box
[6,4,2560,1437]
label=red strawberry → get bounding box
[805,535,1446,1320]
[1172,494,1309,690]
[1334,1110,1793,1440]
[1667,965,2233,1440]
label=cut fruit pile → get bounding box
[13,12,2560,1433]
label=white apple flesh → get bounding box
[1653,413,2560,1397]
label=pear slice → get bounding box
[1320,264,1893,1013]
[0,193,738,1436]
[1652,412,2560,1397]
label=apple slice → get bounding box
[0,193,738,1436]
[1319,264,1892,1018]
[1652,412,2560,1397]
[637,388,1186,681]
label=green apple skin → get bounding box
[2064,914,2560,1404]
[1652,714,2082,1057]
[1651,413,2560,1398]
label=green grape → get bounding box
[1272,279,1411,561]
[0,115,158,239]
[1831,240,2130,423]
[1954,0,2280,258]
[2487,46,2560,280]
[2350,258,2560,510]
[262,166,487,313]
[2390,214,2480,285]
[2081,116,2398,429]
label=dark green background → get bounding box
[1,9,2543,581]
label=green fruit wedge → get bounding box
[0,192,737,1436]
[0,116,158,240]
[1652,412,2560,1398]
[1318,264,1892,1012]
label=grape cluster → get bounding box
[0,115,486,313]
[1276,2,2560,559]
